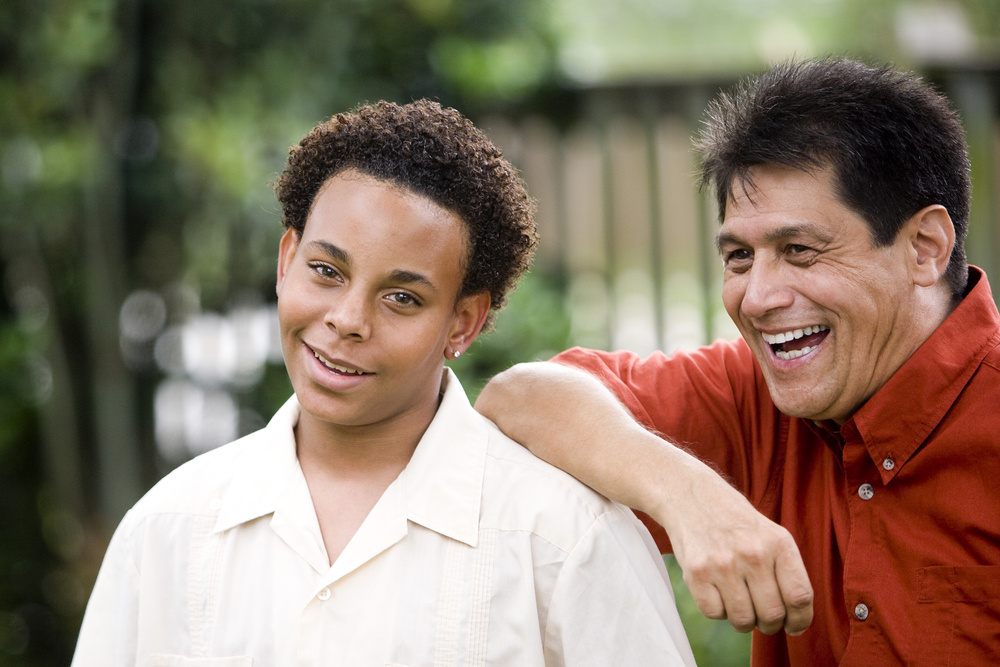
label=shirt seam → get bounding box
[483,451,607,521]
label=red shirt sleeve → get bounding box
[551,342,784,554]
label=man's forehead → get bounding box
[721,164,849,222]
[725,164,834,204]
[716,165,865,248]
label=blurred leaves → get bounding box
[449,271,572,400]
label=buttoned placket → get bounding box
[293,475,410,667]
[838,422,886,661]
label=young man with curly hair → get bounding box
[72,100,696,667]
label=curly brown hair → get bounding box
[275,99,537,330]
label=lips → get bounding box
[311,347,370,375]
[762,325,830,360]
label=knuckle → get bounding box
[757,605,786,627]
[738,545,767,568]
[685,558,722,582]
[787,587,815,609]
[729,614,756,633]
[702,606,728,621]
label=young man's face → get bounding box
[276,171,487,435]
[717,165,928,424]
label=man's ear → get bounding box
[905,204,955,288]
[276,228,300,296]
[446,292,491,359]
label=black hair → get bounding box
[697,58,971,298]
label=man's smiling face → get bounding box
[717,165,927,424]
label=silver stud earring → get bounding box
[453,349,461,358]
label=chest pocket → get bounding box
[913,565,1000,666]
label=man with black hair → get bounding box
[477,59,1000,666]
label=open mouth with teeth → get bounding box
[312,348,369,376]
[762,325,830,361]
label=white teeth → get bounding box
[762,325,829,345]
[775,345,815,361]
[313,350,364,375]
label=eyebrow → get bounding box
[307,240,350,265]
[716,223,834,254]
[306,240,437,292]
[387,269,437,292]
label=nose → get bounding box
[739,259,795,320]
[325,286,372,340]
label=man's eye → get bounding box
[724,248,753,269]
[786,244,818,263]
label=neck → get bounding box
[295,395,440,483]
[832,283,957,426]
[914,281,958,342]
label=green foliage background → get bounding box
[3,0,999,664]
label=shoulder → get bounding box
[552,340,766,414]
[123,429,264,527]
[982,332,1000,373]
[477,417,638,554]
[553,339,756,377]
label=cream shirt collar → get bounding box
[212,367,487,550]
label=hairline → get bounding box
[298,168,476,307]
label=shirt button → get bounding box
[317,587,331,601]
[855,603,869,621]
[858,483,874,500]
[209,498,222,511]
[882,458,895,471]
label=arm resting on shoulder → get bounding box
[475,361,814,636]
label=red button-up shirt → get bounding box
[553,267,1000,667]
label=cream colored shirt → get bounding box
[73,369,696,667]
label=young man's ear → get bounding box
[276,228,300,295]
[446,292,491,359]
[905,204,955,288]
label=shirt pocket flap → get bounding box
[917,565,1000,603]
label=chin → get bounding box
[768,391,827,422]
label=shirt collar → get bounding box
[213,367,487,548]
[399,368,487,547]
[845,267,1000,483]
[214,395,302,534]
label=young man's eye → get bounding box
[387,292,420,307]
[309,263,340,279]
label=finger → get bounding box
[743,566,788,635]
[719,578,758,633]
[680,548,761,632]
[688,564,757,633]
[684,575,728,622]
[774,539,814,636]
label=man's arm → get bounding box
[475,361,813,636]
